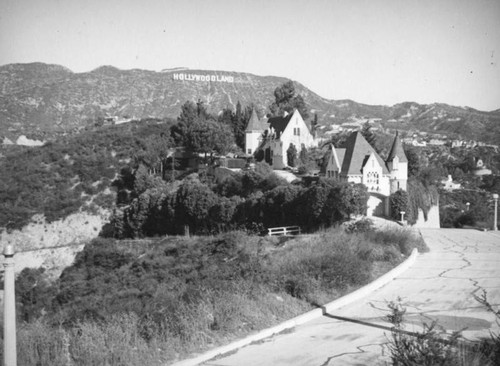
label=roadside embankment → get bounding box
[171,246,419,366]
[0,210,108,277]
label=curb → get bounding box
[171,248,419,366]
[322,248,418,314]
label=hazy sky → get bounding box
[1,0,499,111]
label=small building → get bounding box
[441,175,461,191]
[428,139,446,146]
[473,158,492,176]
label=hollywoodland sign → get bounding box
[173,73,234,83]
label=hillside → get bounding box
[1,62,499,144]
[0,119,174,230]
[11,227,425,365]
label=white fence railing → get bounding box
[267,226,301,236]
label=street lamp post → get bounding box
[493,194,499,231]
[3,244,17,366]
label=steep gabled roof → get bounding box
[320,145,346,175]
[267,113,292,138]
[341,131,389,175]
[245,109,268,131]
[337,148,346,168]
[386,131,408,163]
[267,109,312,139]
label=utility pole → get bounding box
[493,193,499,231]
[3,244,17,366]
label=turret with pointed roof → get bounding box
[386,131,408,164]
[245,108,268,132]
[244,109,268,156]
[386,131,408,192]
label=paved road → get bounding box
[204,229,500,366]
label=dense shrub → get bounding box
[344,217,375,233]
[406,179,439,225]
[454,212,476,228]
[364,226,428,255]
[13,226,423,365]
[0,119,174,229]
[109,170,370,238]
[390,190,410,221]
[439,189,491,228]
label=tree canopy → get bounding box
[361,122,377,149]
[269,81,309,120]
[172,100,235,157]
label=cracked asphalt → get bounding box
[202,229,500,366]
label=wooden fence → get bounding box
[267,226,301,236]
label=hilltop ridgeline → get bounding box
[1,62,499,144]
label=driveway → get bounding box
[203,229,500,366]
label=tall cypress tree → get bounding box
[361,122,377,148]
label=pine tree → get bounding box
[311,113,319,136]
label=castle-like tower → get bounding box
[386,131,408,193]
[244,109,267,156]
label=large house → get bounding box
[245,109,317,169]
[322,131,408,217]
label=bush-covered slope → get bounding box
[0,118,174,230]
[10,226,426,365]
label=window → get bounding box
[293,128,301,136]
[247,149,252,154]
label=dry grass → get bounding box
[10,225,425,365]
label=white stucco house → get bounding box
[322,131,408,217]
[245,109,317,169]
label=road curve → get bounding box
[203,229,500,366]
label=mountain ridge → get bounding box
[1,62,499,144]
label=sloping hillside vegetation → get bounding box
[0,118,175,231]
[105,164,369,238]
[7,226,426,365]
[1,89,362,236]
